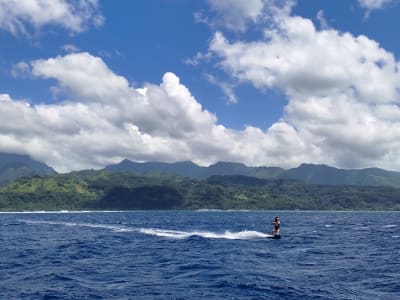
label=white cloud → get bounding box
[31,52,130,104]
[11,61,31,78]
[211,19,399,103]
[202,0,295,32]
[205,0,264,31]
[358,0,397,18]
[2,52,306,172]
[209,7,400,170]
[183,52,212,66]
[206,74,238,104]
[0,0,103,36]
[3,13,400,173]
[316,10,329,30]
[358,0,394,10]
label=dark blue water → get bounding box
[1,211,399,299]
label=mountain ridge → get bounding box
[0,153,56,186]
[1,151,399,188]
[105,160,400,188]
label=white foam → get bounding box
[138,228,272,240]
[19,219,133,232]
[383,224,397,228]
[18,219,275,239]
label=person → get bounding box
[272,217,280,236]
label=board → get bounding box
[267,235,281,239]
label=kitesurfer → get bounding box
[272,217,280,236]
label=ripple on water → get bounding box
[1,211,399,299]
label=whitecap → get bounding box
[383,224,397,228]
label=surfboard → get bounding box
[267,234,281,239]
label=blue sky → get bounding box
[1,0,400,172]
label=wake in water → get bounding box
[18,219,134,232]
[19,219,272,239]
[138,228,273,240]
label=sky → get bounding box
[1,0,400,172]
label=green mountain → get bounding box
[105,160,284,179]
[0,153,56,186]
[281,163,400,187]
[1,170,400,211]
[105,160,400,187]
[106,160,205,178]
[1,153,400,211]
[207,162,284,179]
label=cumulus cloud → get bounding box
[1,52,305,172]
[0,0,103,36]
[211,19,399,103]
[3,42,400,171]
[209,6,400,170]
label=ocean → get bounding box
[1,211,399,299]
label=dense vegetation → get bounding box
[1,171,399,211]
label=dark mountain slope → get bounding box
[280,163,400,187]
[0,153,56,186]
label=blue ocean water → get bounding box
[1,211,399,299]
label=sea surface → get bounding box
[1,210,399,299]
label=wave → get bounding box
[18,219,134,232]
[138,228,272,240]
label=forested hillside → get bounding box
[1,171,399,211]
[105,160,400,188]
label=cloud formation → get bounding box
[201,0,295,32]
[209,6,400,170]
[358,0,394,10]
[205,0,264,31]
[2,2,400,173]
[0,0,103,36]
[206,74,238,104]
[2,53,305,172]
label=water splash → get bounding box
[138,228,272,240]
[19,219,273,239]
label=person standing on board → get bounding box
[272,217,280,236]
